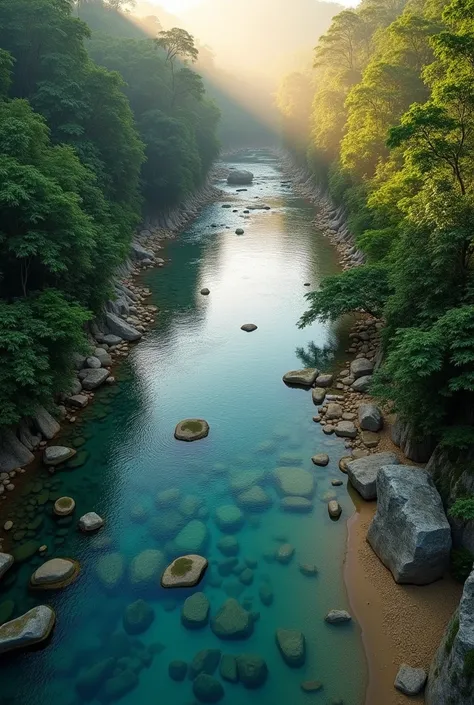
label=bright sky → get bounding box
[157,0,358,13]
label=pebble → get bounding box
[3,521,13,531]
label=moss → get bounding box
[56,497,73,509]
[170,557,193,577]
[181,421,204,433]
[463,649,474,680]
[445,616,460,655]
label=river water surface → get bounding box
[0,152,366,705]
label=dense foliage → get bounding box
[0,0,219,427]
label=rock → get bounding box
[280,497,313,513]
[236,654,268,688]
[273,467,314,498]
[350,358,374,379]
[283,368,319,387]
[367,466,451,584]
[217,536,239,556]
[155,487,181,507]
[79,512,104,532]
[326,403,343,420]
[11,540,40,563]
[18,419,41,451]
[32,406,60,439]
[96,553,124,591]
[332,479,343,486]
[181,592,210,629]
[104,312,142,341]
[149,510,184,541]
[276,628,306,667]
[94,348,113,366]
[75,657,116,699]
[241,323,257,331]
[161,554,208,588]
[30,558,79,589]
[0,553,14,581]
[123,599,154,635]
[276,543,295,564]
[193,674,224,703]
[0,428,34,472]
[100,669,138,702]
[334,421,357,439]
[227,170,254,185]
[86,355,102,369]
[131,242,154,261]
[312,387,326,404]
[200,288,210,295]
[328,500,342,519]
[235,228,245,235]
[352,448,370,459]
[259,582,274,606]
[312,453,329,466]
[315,373,333,387]
[174,419,209,441]
[279,451,303,465]
[230,469,265,494]
[102,334,122,346]
[346,452,400,500]
[358,403,383,432]
[80,368,110,390]
[189,649,222,679]
[323,425,335,435]
[3,521,12,531]
[301,680,323,693]
[168,660,187,681]
[236,486,272,511]
[299,563,318,577]
[0,605,55,654]
[395,665,427,695]
[352,375,372,393]
[239,568,254,585]
[325,610,352,624]
[174,520,209,554]
[220,654,238,682]
[66,394,89,409]
[215,505,244,533]
[177,495,202,518]
[211,598,253,640]
[129,549,165,587]
[361,430,380,448]
[43,446,76,466]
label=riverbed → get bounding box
[0,152,367,705]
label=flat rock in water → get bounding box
[229,469,266,494]
[326,403,342,420]
[273,467,314,499]
[189,648,222,680]
[215,505,244,533]
[346,452,399,500]
[236,654,268,688]
[334,421,357,439]
[30,558,78,589]
[394,665,427,695]
[283,368,319,387]
[241,323,257,331]
[312,453,329,467]
[312,387,326,405]
[181,592,210,629]
[276,628,306,667]
[358,403,383,432]
[280,497,313,513]
[236,486,272,511]
[161,554,208,588]
[174,419,209,442]
[276,543,295,564]
[367,466,451,584]
[80,368,110,390]
[325,610,352,624]
[96,552,124,591]
[174,520,209,554]
[0,605,55,654]
[43,446,76,466]
[350,358,374,379]
[78,512,104,533]
[0,553,14,581]
[211,598,253,640]
[129,549,165,587]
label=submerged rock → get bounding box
[236,486,272,511]
[346,452,399,500]
[395,665,427,695]
[168,660,187,681]
[220,654,238,682]
[215,505,244,533]
[217,536,239,557]
[276,628,306,667]
[96,553,124,591]
[0,605,55,654]
[129,549,165,588]
[174,419,209,442]
[181,592,210,629]
[161,554,208,588]
[283,368,319,387]
[280,497,313,513]
[276,543,295,564]
[211,598,253,640]
[236,654,268,688]
[30,558,79,589]
[312,453,329,467]
[189,649,222,680]
[174,520,209,554]
[325,610,352,624]
[273,467,314,499]
[193,674,224,703]
[123,599,154,635]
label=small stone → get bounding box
[78,512,104,532]
[215,505,244,533]
[236,654,268,688]
[43,446,76,466]
[312,453,329,467]
[168,660,187,681]
[339,457,351,474]
[328,500,342,519]
[325,609,351,624]
[301,680,323,693]
[315,373,333,388]
[394,664,427,695]
[323,425,335,435]
[299,563,318,577]
[211,598,253,640]
[200,288,210,295]
[241,323,257,332]
[53,497,75,516]
[361,430,380,448]
[217,536,239,556]
[189,649,222,679]
[161,554,208,588]
[280,497,313,513]
[3,521,13,531]
[332,479,343,486]
[239,568,254,585]
[312,387,326,405]
[276,543,294,564]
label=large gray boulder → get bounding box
[346,452,399,500]
[79,368,110,390]
[351,375,373,393]
[131,242,154,261]
[426,567,474,705]
[104,312,142,342]
[350,358,374,379]
[227,170,254,185]
[367,466,452,584]
[395,665,427,695]
[0,605,55,654]
[0,429,34,472]
[43,446,76,466]
[283,368,319,387]
[32,406,60,439]
[358,403,383,432]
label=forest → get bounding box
[0,0,220,428]
[278,0,474,519]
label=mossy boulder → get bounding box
[161,554,208,588]
[122,599,154,635]
[129,549,165,588]
[174,419,209,442]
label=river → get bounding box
[0,151,366,705]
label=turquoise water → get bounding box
[0,152,366,705]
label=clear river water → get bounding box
[0,152,366,705]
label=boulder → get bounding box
[241,323,257,332]
[227,170,254,185]
[86,356,101,369]
[334,421,357,439]
[211,598,253,640]
[168,660,187,681]
[346,452,399,500]
[79,512,104,533]
[230,469,266,494]
[123,599,154,635]
[0,553,14,582]
[325,610,352,624]
[30,558,79,589]
[367,466,451,584]
[174,520,209,554]
[0,605,55,654]
[149,510,184,541]
[181,592,210,629]
[352,375,372,393]
[155,487,181,507]
[236,654,268,688]
[276,543,295,564]
[129,549,165,587]
[236,486,272,511]
[315,373,333,388]
[102,334,122,346]
[96,553,124,591]
[75,657,116,699]
[312,387,326,404]
[326,403,342,420]
[43,446,76,466]
[94,348,112,366]
[361,430,380,448]
[104,312,142,341]
[174,419,209,441]
[395,665,427,695]
[276,628,306,667]
[189,649,222,679]
[328,500,342,519]
[220,654,238,682]
[358,403,383,432]
[32,406,60,439]
[100,669,138,702]
[350,358,374,379]
[215,505,244,533]
[283,368,319,387]
[235,228,245,235]
[201,288,210,295]
[161,554,208,588]
[131,242,154,261]
[217,536,239,556]
[273,467,314,499]
[0,428,34,472]
[193,674,224,703]
[312,454,329,466]
[280,497,313,513]
[80,368,110,390]
[66,394,88,409]
[18,419,41,451]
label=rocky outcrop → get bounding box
[358,403,383,432]
[391,416,436,463]
[346,452,399,500]
[426,567,474,705]
[0,428,34,472]
[33,406,60,439]
[104,312,142,342]
[367,465,451,584]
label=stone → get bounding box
[276,628,306,667]
[155,487,181,507]
[0,553,14,581]
[236,486,272,511]
[239,568,254,585]
[220,654,238,682]
[315,373,333,387]
[332,479,343,486]
[78,512,104,532]
[273,467,314,498]
[96,553,124,591]
[86,355,101,369]
[181,592,210,629]
[80,368,110,390]
[299,563,318,577]
[326,403,343,420]
[129,549,165,587]
[301,680,323,693]
[283,368,319,387]
[312,387,326,404]
[100,669,138,702]
[211,598,253,640]
[241,323,257,331]
[215,505,244,533]
[123,599,154,635]
[66,394,88,409]
[236,654,268,688]
[235,228,245,235]
[149,511,184,541]
[189,649,222,679]
[174,419,209,441]
[43,446,76,466]
[18,419,41,451]
[32,406,60,439]
[352,375,373,393]
[346,452,399,500]
[276,543,295,564]
[53,496,75,516]
[328,501,342,519]
[361,430,380,448]
[104,312,142,341]
[394,665,427,695]
[30,558,78,589]
[312,453,329,466]
[168,660,187,681]
[350,358,374,379]
[161,554,208,588]
[178,494,202,518]
[229,469,265,494]
[259,582,274,606]
[94,348,113,366]
[278,452,303,465]
[217,536,239,556]
[102,334,122,346]
[200,287,210,296]
[0,605,55,654]
[3,521,12,531]
[280,497,313,513]
[174,520,208,554]
[193,674,224,703]
[227,169,254,185]
[325,610,352,624]
[323,425,335,435]
[358,403,383,432]
[0,429,34,473]
[334,421,357,439]
[12,540,40,563]
[367,466,451,584]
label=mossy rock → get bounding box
[174,419,209,442]
[12,540,41,563]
